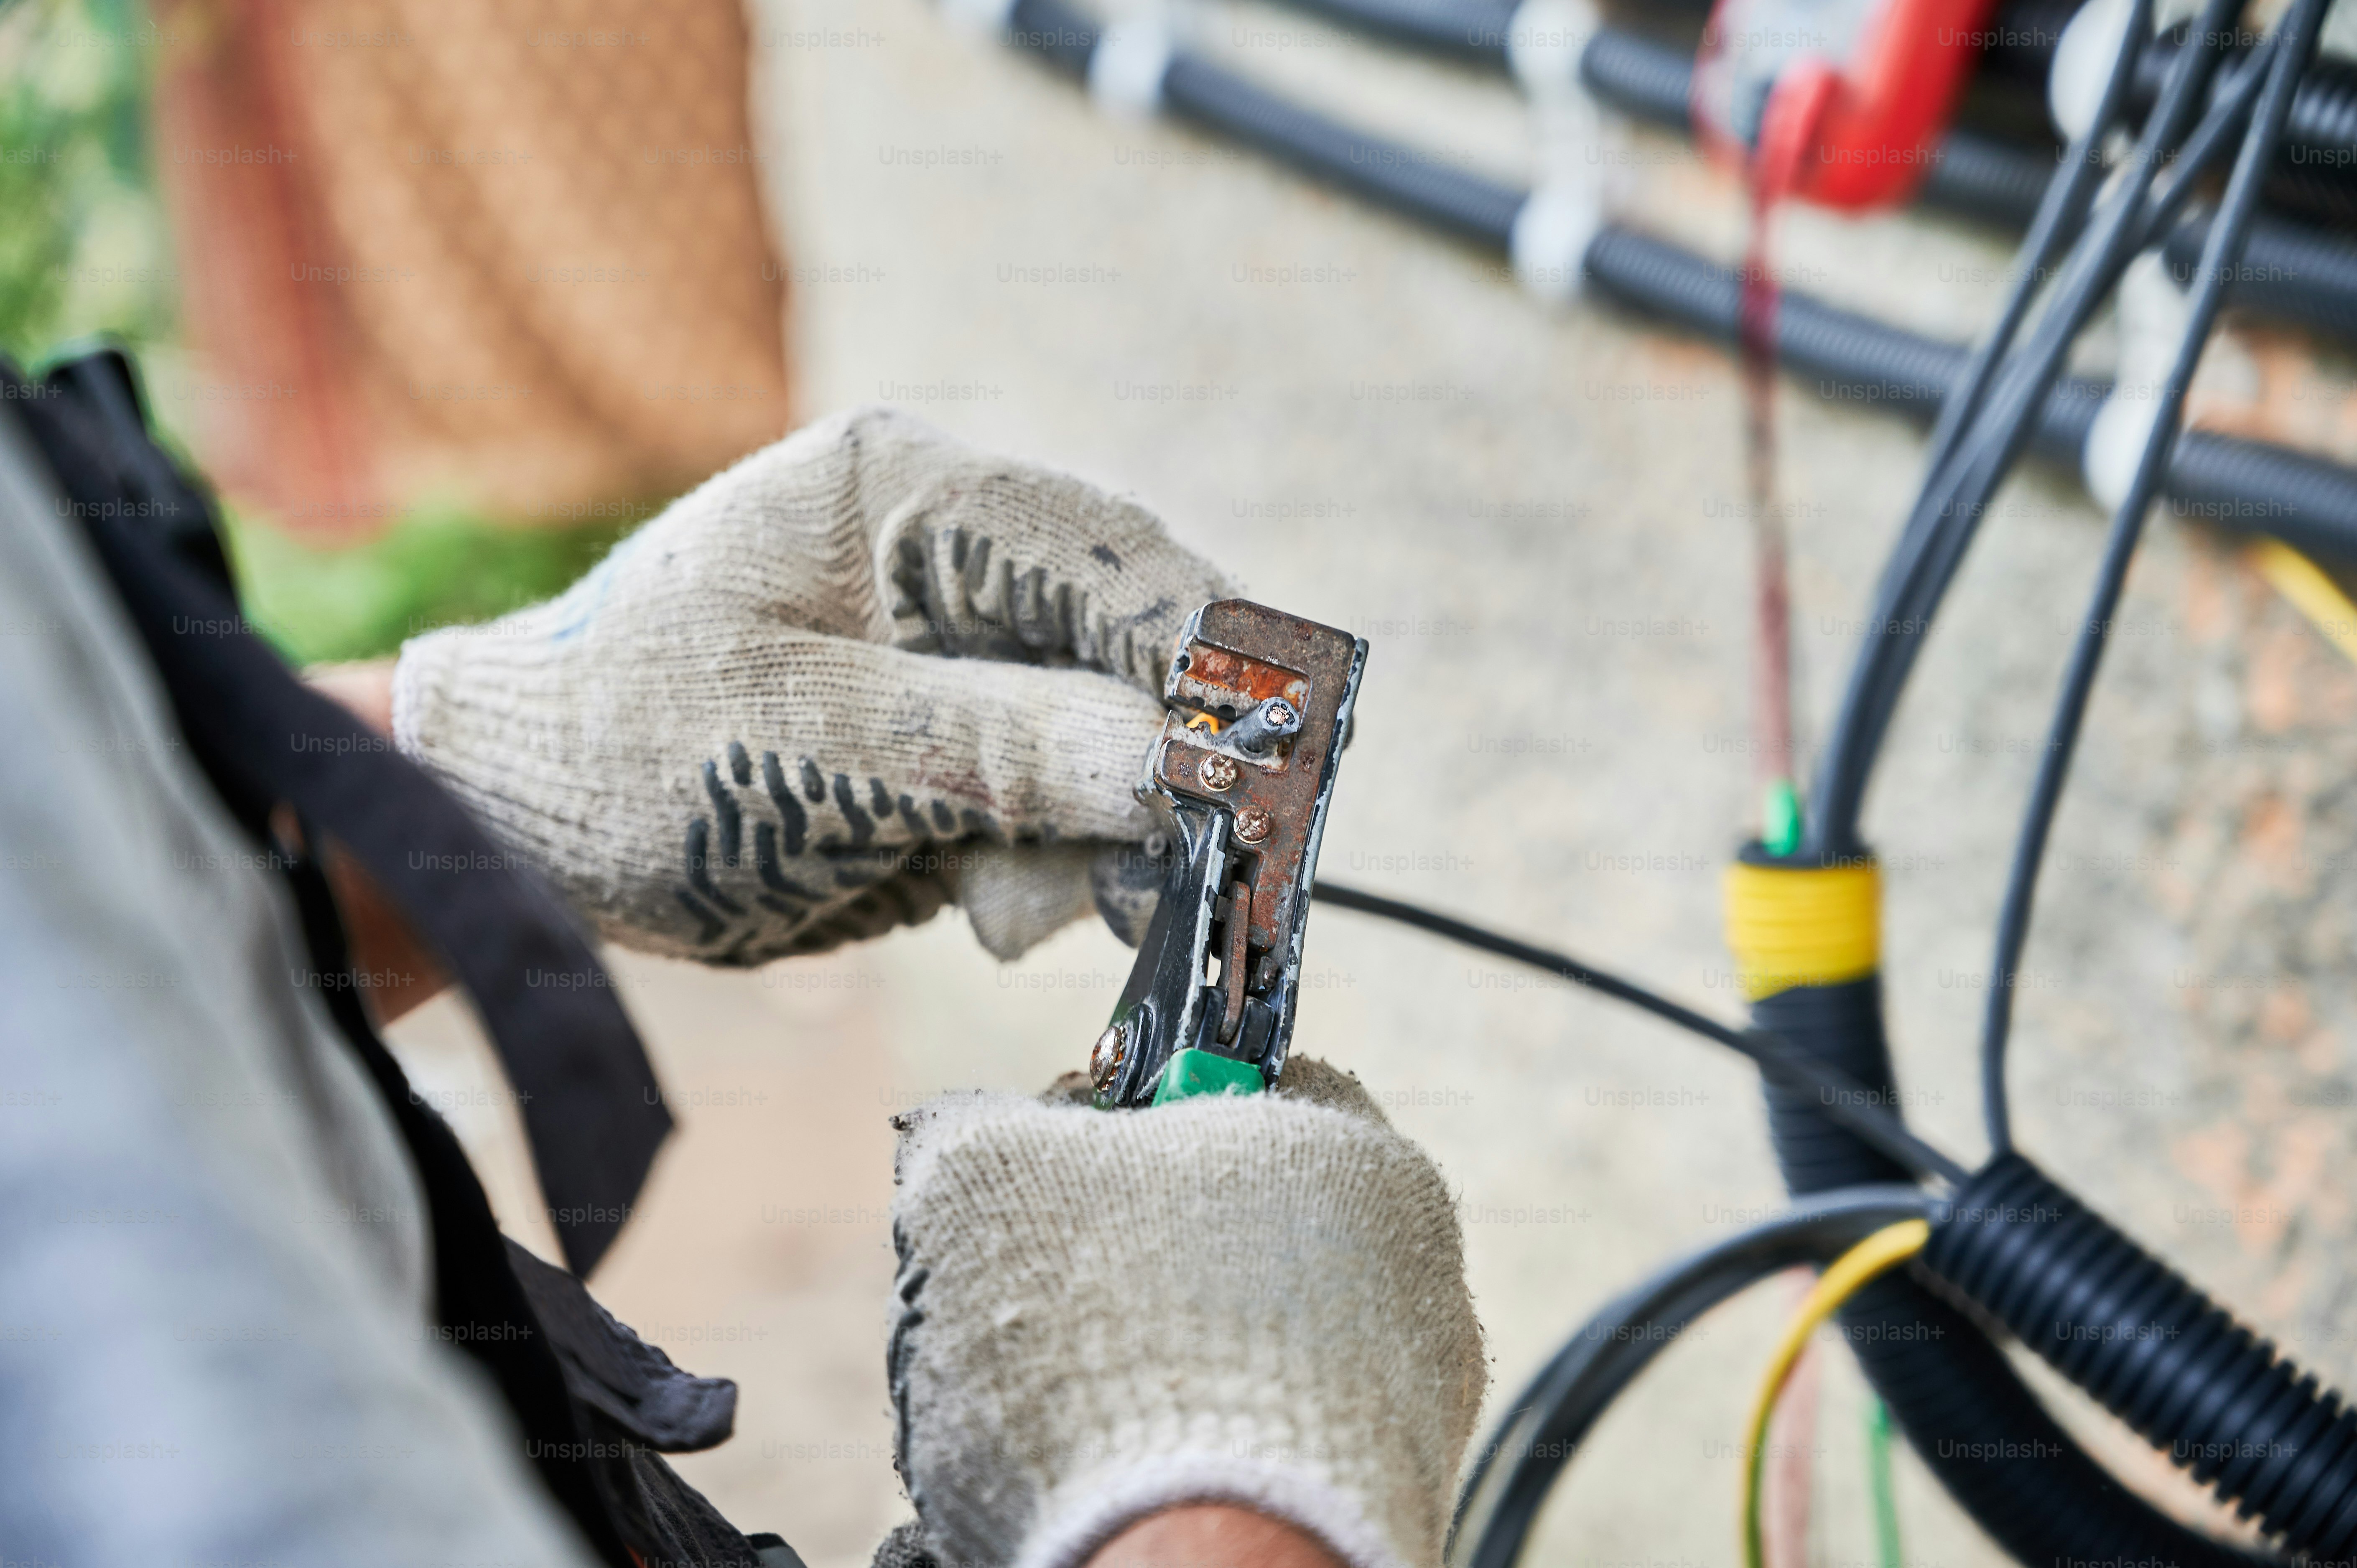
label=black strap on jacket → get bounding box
[8,346,806,1568]
[10,347,669,1278]
[277,845,781,1568]
[273,849,645,1568]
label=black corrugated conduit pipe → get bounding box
[983,0,2357,558]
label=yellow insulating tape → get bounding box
[1723,859,1881,1000]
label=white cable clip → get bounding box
[1089,18,1175,118]
[1506,0,1595,97]
[1510,0,1605,305]
[1511,182,1603,304]
[2083,252,2192,514]
[2082,392,2172,515]
[2048,0,2137,142]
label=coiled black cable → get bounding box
[1448,1185,1939,1568]
[1746,974,2286,1568]
[1335,862,2293,1567]
[2173,428,2357,558]
[960,10,2357,1560]
[1926,1154,2357,1558]
[1324,875,2285,1568]
[1575,26,1691,129]
[1763,10,2338,1563]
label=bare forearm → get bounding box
[306,658,448,1027]
[1084,1507,1347,1568]
[307,657,397,736]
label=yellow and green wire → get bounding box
[1740,1219,1929,1568]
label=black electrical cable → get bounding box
[1910,26,2263,488]
[1923,127,2061,228]
[1807,0,2251,856]
[1822,3,2250,837]
[1705,8,2344,1559]
[2133,27,2357,227]
[2169,425,2357,562]
[1447,1184,1938,1568]
[1320,877,2354,1563]
[1261,0,2357,337]
[1310,881,1967,1184]
[1910,0,2151,560]
[1582,28,2296,849]
[952,17,2357,1548]
[1980,0,2329,1155]
[1575,26,1690,128]
[1001,0,1519,251]
[2137,48,2275,249]
[1342,856,2317,1568]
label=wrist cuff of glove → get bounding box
[1014,1453,1404,1568]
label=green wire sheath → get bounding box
[1867,1395,1903,1568]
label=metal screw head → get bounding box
[1198,753,1240,792]
[1264,700,1296,728]
[1233,805,1274,844]
[1091,1021,1129,1094]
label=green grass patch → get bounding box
[223,504,643,666]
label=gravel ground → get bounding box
[388,1,2357,1560]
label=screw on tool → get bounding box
[1091,1021,1129,1095]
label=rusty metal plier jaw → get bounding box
[1089,600,1367,1108]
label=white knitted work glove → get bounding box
[390,407,1233,965]
[886,1060,1487,1568]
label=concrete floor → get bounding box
[387,0,2357,1561]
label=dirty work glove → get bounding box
[885,1060,1487,1568]
[391,407,1233,965]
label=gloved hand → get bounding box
[885,1060,1487,1568]
[391,407,1233,965]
